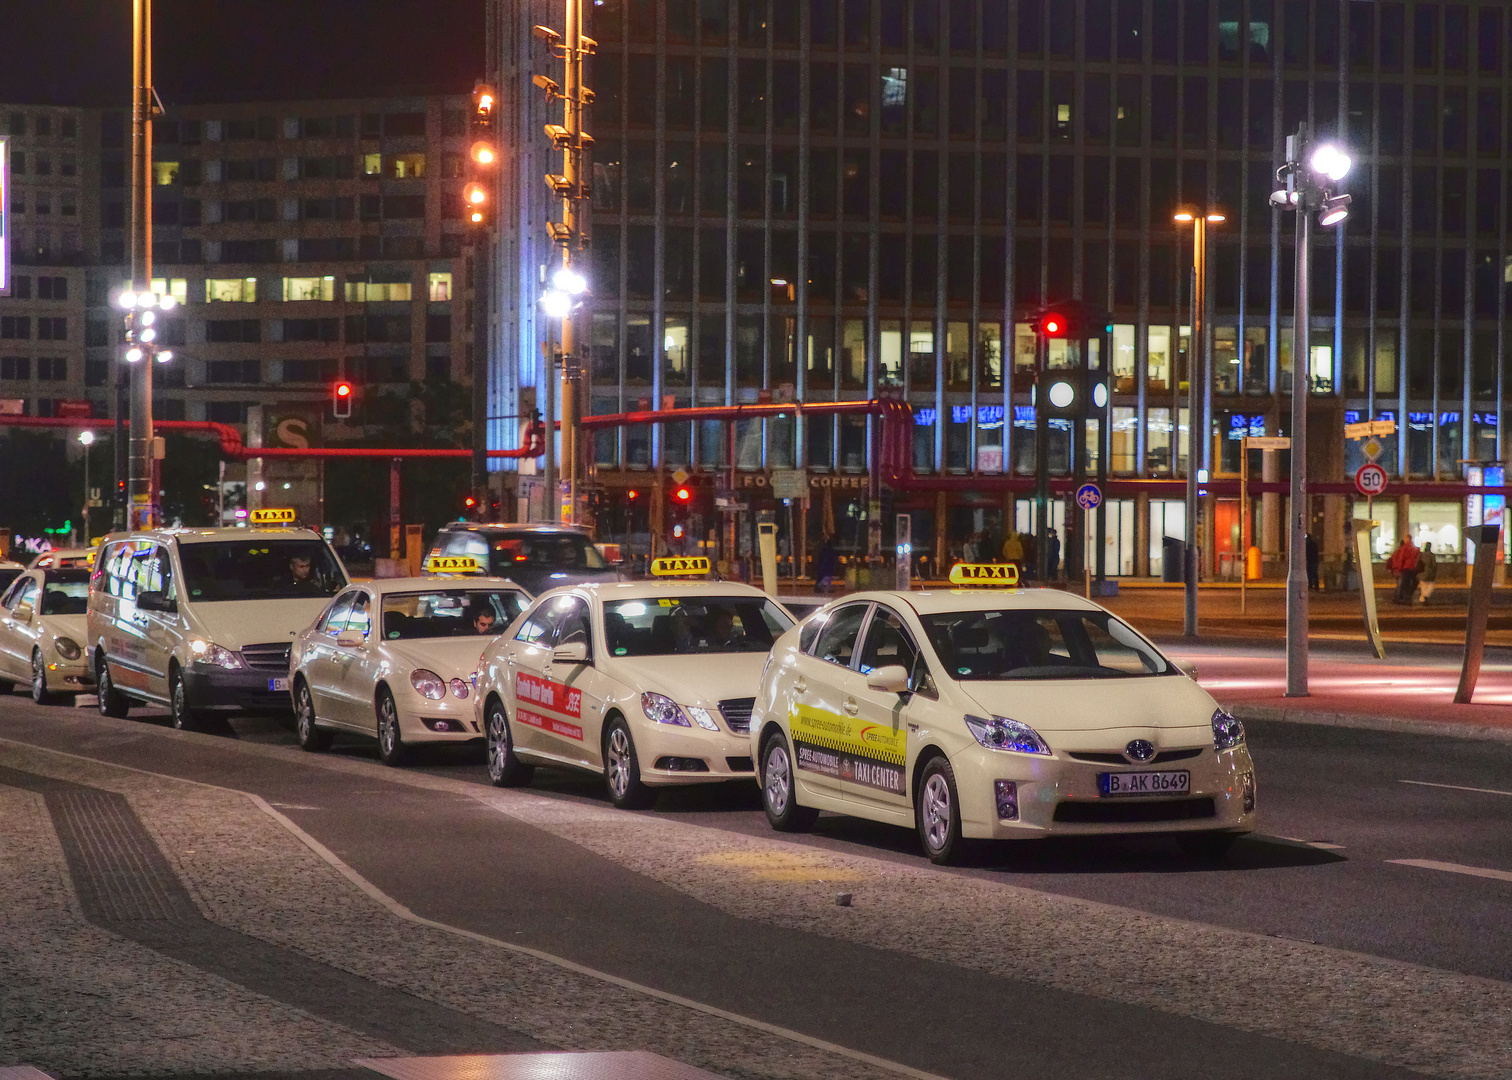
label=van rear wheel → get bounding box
[96,656,130,719]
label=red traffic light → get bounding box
[627,489,639,501]
[673,487,692,502]
[463,495,478,509]
[1041,313,1067,337]
[335,381,352,398]
[332,379,354,419]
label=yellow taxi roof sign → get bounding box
[948,562,1020,587]
[249,508,297,526]
[650,556,711,577]
[425,554,484,574]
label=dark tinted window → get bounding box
[920,608,1174,680]
[604,596,793,656]
[177,540,346,601]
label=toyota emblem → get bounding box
[1125,739,1156,762]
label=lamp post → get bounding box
[1271,125,1352,697]
[77,430,95,544]
[125,0,159,529]
[1173,209,1224,637]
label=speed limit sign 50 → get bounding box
[1355,463,1388,497]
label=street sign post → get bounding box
[1354,463,1388,497]
[1075,483,1102,511]
[1075,484,1101,596]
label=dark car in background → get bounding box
[428,524,621,596]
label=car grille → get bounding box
[240,642,292,672]
[1068,748,1205,766]
[718,697,755,735]
[1053,797,1216,824]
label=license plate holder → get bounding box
[1098,769,1190,797]
[268,677,289,692]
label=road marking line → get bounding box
[1276,836,1346,850]
[1401,779,1512,798]
[246,794,951,1080]
[1388,859,1512,884]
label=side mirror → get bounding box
[335,630,366,647]
[552,640,588,665]
[137,590,176,614]
[866,664,911,695]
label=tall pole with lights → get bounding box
[1271,125,1352,696]
[1173,209,1224,636]
[534,2,594,526]
[465,80,499,519]
[78,430,95,543]
[126,0,157,529]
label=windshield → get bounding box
[490,533,607,572]
[605,596,794,656]
[178,540,347,601]
[919,608,1174,680]
[40,570,91,615]
[381,589,527,640]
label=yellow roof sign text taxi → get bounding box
[948,562,1020,587]
[650,556,711,577]
[249,508,297,525]
[425,554,484,574]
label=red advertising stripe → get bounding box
[514,671,582,718]
[517,707,583,742]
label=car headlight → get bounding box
[642,692,691,726]
[1212,708,1245,751]
[190,639,244,669]
[449,678,470,699]
[54,637,82,661]
[964,714,1051,755]
[411,668,446,700]
[685,706,721,732]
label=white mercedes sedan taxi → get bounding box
[0,565,94,703]
[290,576,530,765]
[750,581,1256,864]
[472,579,795,808]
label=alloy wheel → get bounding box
[764,744,792,816]
[607,726,632,799]
[921,773,953,852]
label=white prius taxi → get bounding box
[0,564,94,703]
[473,557,796,808]
[290,573,531,765]
[750,564,1257,864]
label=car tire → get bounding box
[485,698,534,787]
[376,688,408,767]
[1177,832,1239,860]
[916,755,965,865]
[760,730,818,832]
[603,715,655,810]
[294,680,332,752]
[169,667,202,731]
[30,650,58,706]
[96,655,131,719]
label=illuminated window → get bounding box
[149,278,189,302]
[153,161,179,185]
[205,277,257,303]
[427,272,452,301]
[391,153,426,179]
[362,153,382,176]
[282,275,335,302]
[343,279,412,302]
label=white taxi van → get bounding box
[0,563,94,703]
[473,557,796,807]
[751,565,1256,864]
[290,571,530,765]
[87,510,348,729]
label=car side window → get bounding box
[321,592,357,634]
[856,606,921,678]
[514,602,559,645]
[0,575,27,609]
[11,578,39,617]
[346,594,372,637]
[551,597,591,649]
[810,603,869,669]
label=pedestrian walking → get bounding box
[1046,528,1062,581]
[1305,533,1320,591]
[1416,541,1437,604]
[814,534,840,593]
[1387,535,1420,604]
[1001,529,1025,571]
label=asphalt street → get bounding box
[0,661,1508,1079]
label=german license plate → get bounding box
[1099,770,1190,796]
[268,677,289,692]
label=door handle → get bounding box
[843,697,859,715]
[792,678,807,693]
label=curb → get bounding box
[1229,703,1512,744]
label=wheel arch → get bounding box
[910,742,950,803]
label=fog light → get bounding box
[1241,771,1256,813]
[994,780,1019,821]
[421,717,455,733]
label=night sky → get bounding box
[0,1,487,107]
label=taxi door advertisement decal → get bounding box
[515,671,584,741]
[790,704,907,795]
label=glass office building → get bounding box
[493,1,1512,572]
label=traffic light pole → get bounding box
[128,0,155,529]
[1286,138,1312,697]
[1184,217,1205,637]
[470,233,490,517]
[1033,333,1049,583]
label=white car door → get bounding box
[329,592,374,727]
[845,603,925,814]
[786,601,873,804]
[508,594,604,769]
[302,591,356,718]
[0,576,39,682]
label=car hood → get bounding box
[954,674,1218,745]
[192,598,335,650]
[380,636,493,679]
[606,652,770,707]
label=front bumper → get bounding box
[951,742,1258,839]
[632,720,756,785]
[397,693,483,744]
[45,661,94,693]
[182,665,295,714]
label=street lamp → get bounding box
[1270,125,1351,697]
[77,430,95,544]
[1172,209,1225,637]
[538,269,589,523]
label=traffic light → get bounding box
[463,182,491,229]
[1037,368,1110,420]
[673,486,692,504]
[332,379,353,419]
[1037,310,1070,338]
[466,81,498,233]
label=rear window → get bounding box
[40,569,91,615]
[488,533,606,572]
